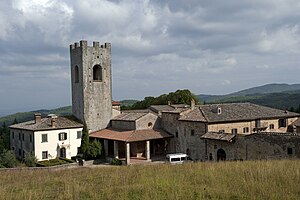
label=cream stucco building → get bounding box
[10,113,83,161]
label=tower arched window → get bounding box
[93,65,102,81]
[75,65,79,83]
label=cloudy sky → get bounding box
[1,0,300,116]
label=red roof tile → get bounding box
[90,128,173,142]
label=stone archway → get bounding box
[217,148,226,161]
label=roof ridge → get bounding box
[199,107,209,122]
[125,130,136,142]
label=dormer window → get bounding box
[217,107,222,115]
[148,122,153,128]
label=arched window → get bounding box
[93,65,102,81]
[75,65,79,83]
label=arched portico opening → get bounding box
[217,148,226,161]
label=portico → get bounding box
[90,128,172,164]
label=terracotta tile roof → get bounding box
[179,108,207,122]
[150,104,190,114]
[200,132,236,142]
[9,116,83,131]
[180,103,300,123]
[112,101,121,106]
[112,112,149,121]
[150,105,175,112]
[90,128,173,142]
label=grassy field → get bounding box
[0,160,299,200]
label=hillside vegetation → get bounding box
[0,160,299,199]
[0,106,72,126]
[198,83,300,110]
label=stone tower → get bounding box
[70,40,112,132]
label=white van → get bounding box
[165,153,190,164]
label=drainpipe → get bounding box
[205,139,208,161]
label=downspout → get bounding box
[205,139,208,161]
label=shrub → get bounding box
[59,157,75,163]
[0,150,18,168]
[111,158,122,166]
[24,152,37,167]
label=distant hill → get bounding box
[0,106,72,126]
[0,99,138,126]
[198,83,300,111]
[2,84,300,126]
[199,83,300,102]
[230,83,300,96]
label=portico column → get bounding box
[126,142,130,165]
[146,140,150,161]
[104,140,108,157]
[114,141,119,159]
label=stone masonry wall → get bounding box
[208,117,298,135]
[205,133,300,161]
[70,41,112,132]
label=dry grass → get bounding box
[0,160,300,200]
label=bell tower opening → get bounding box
[93,65,102,81]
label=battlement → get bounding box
[70,40,111,50]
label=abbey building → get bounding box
[10,40,300,163]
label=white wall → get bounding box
[34,127,82,161]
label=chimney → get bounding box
[34,113,41,124]
[191,99,195,110]
[51,117,57,128]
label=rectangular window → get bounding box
[59,132,67,141]
[30,135,32,143]
[41,134,48,143]
[278,119,287,128]
[18,149,21,156]
[287,148,293,155]
[77,131,82,139]
[231,128,238,134]
[269,124,274,130]
[191,129,195,136]
[22,133,24,141]
[12,132,14,139]
[255,119,261,128]
[175,131,178,138]
[243,127,249,133]
[42,151,48,159]
[19,133,21,140]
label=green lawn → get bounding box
[0,160,299,199]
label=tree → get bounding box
[0,150,18,168]
[89,140,102,159]
[24,152,37,167]
[80,122,102,160]
[80,122,90,159]
[0,122,10,151]
[127,89,200,110]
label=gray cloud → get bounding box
[1,0,300,115]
